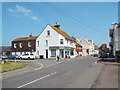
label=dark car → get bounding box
[99,53,108,58]
[8,55,20,59]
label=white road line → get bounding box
[17,72,56,88]
[35,67,42,70]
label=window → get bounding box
[14,43,16,48]
[47,31,50,36]
[20,52,22,55]
[67,40,68,44]
[60,39,64,44]
[20,43,22,48]
[46,40,48,46]
[37,41,39,46]
[37,51,39,55]
[28,42,31,47]
[51,50,56,57]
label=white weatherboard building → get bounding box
[76,37,94,56]
[109,23,120,56]
[36,23,76,59]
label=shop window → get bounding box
[51,50,56,57]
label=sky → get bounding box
[2,2,118,47]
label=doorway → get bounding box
[46,49,48,58]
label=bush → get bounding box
[116,50,120,56]
[115,50,120,62]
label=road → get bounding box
[2,56,104,88]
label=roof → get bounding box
[102,44,107,46]
[49,24,75,41]
[12,36,38,41]
[109,28,114,31]
[0,46,11,54]
[75,43,81,46]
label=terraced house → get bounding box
[109,23,120,57]
[12,34,38,56]
[12,23,76,59]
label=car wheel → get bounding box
[28,57,30,60]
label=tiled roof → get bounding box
[12,36,38,41]
[75,43,81,46]
[109,28,114,31]
[0,46,11,54]
[49,25,75,41]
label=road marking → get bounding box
[35,67,42,70]
[17,72,56,88]
[35,64,44,70]
[95,61,97,64]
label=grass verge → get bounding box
[0,61,32,73]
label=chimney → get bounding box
[29,33,32,37]
[54,22,60,29]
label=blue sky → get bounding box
[2,2,118,46]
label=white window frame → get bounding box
[37,41,39,46]
[47,30,50,36]
[60,39,64,44]
[28,42,31,47]
[51,49,56,57]
[14,43,16,48]
[46,40,48,46]
[20,43,22,48]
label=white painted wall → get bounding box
[36,24,76,59]
[36,25,59,58]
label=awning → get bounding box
[76,49,82,52]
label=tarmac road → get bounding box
[2,56,105,88]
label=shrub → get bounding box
[115,50,120,62]
[116,50,120,56]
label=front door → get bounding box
[60,50,64,58]
[46,49,48,58]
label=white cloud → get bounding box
[31,16,38,20]
[16,4,32,16]
[10,14,20,17]
[7,8,14,13]
[7,4,41,22]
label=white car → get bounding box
[20,54,35,60]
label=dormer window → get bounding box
[47,30,50,36]
[20,43,22,48]
[28,42,31,47]
[14,43,16,48]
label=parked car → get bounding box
[99,53,108,58]
[20,54,35,60]
[0,55,8,60]
[93,54,98,57]
[8,55,20,59]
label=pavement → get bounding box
[94,58,119,88]
[95,64,119,88]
